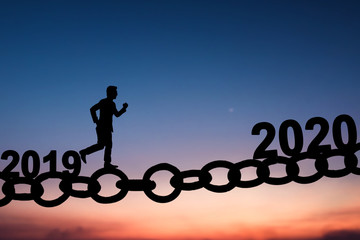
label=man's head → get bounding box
[107,86,118,99]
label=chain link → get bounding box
[0,144,360,207]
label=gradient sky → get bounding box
[1,1,360,240]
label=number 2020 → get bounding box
[252,114,357,159]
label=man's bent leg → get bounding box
[80,126,105,163]
[83,143,105,155]
[80,143,105,163]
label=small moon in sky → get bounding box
[228,108,234,113]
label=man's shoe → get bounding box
[79,150,87,164]
[104,163,118,169]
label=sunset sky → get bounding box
[1,1,360,239]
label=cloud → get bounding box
[269,229,360,240]
[0,229,359,240]
[0,222,44,240]
[45,226,88,240]
[0,222,98,240]
[0,220,156,240]
[321,230,360,240]
[0,211,360,240]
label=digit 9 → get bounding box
[62,150,81,176]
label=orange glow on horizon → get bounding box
[2,175,360,240]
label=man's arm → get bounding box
[115,102,128,117]
[90,102,101,124]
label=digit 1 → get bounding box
[43,150,57,173]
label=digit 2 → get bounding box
[252,122,278,159]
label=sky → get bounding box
[1,0,360,239]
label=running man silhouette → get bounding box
[80,86,128,169]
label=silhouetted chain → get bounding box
[1,144,360,207]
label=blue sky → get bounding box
[1,0,360,175]
[1,4,360,239]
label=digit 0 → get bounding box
[279,119,303,156]
[21,150,40,178]
[333,114,357,149]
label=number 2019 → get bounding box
[1,150,81,178]
[252,114,357,159]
